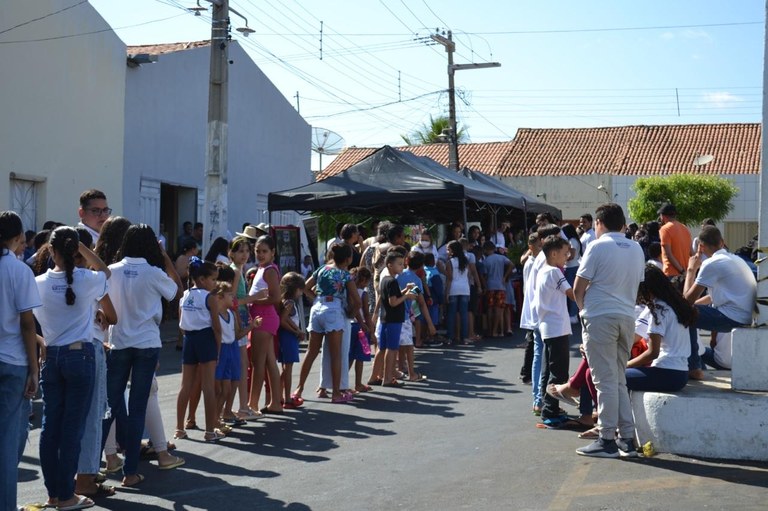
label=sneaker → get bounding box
[575,437,620,458]
[616,437,639,458]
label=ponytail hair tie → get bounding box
[189,256,203,270]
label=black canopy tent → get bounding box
[268,145,560,223]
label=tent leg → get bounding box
[269,210,272,227]
[462,199,468,234]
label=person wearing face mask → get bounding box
[412,231,442,272]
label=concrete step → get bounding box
[631,372,768,461]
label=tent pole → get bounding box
[462,199,468,234]
[522,198,528,234]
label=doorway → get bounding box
[160,183,199,257]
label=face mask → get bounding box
[419,240,431,248]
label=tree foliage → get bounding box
[400,115,468,145]
[627,174,738,226]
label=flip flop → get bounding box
[237,408,262,421]
[578,426,600,439]
[120,474,144,488]
[331,393,354,404]
[408,373,428,382]
[173,429,188,440]
[158,456,185,470]
[260,407,285,415]
[57,496,95,510]
[367,379,383,386]
[204,431,225,442]
[289,394,305,406]
[81,483,116,498]
[546,383,581,408]
[382,380,405,388]
[102,459,124,474]
[355,385,373,393]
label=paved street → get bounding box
[17,325,768,511]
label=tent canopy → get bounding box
[268,145,560,221]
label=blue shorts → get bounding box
[183,327,217,365]
[215,342,241,380]
[277,329,300,364]
[349,322,372,362]
[379,322,402,351]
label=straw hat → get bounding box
[235,225,259,240]
[255,222,271,234]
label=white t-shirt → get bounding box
[77,221,101,247]
[695,248,756,325]
[519,256,537,330]
[34,268,107,347]
[491,231,506,249]
[108,257,178,349]
[580,228,596,251]
[412,243,440,264]
[215,254,231,265]
[577,232,645,320]
[634,306,651,339]
[713,331,732,369]
[448,258,470,296]
[534,264,572,339]
[565,237,581,269]
[220,309,236,345]
[0,250,42,366]
[647,299,690,371]
[180,287,212,331]
[521,251,548,330]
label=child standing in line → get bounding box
[397,253,430,381]
[535,236,576,425]
[349,267,375,392]
[277,272,306,409]
[34,227,110,508]
[176,258,224,442]
[423,253,443,343]
[214,277,257,430]
[519,233,541,384]
[0,211,42,511]
[379,252,416,386]
[481,241,513,338]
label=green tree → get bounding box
[400,115,468,145]
[628,174,738,226]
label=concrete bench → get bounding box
[631,373,768,461]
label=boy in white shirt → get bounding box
[535,236,575,424]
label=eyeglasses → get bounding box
[86,207,112,216]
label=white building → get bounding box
[1,1,310,256]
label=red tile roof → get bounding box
[317,141,516,179]
[497,123,760,177]
[126,40,210,55]
[320,123,760,179]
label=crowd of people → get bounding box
[0,189,759,510]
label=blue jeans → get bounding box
[531,328,544,408]
[688,305,746,371]
[563,266,579,317]
[446,295,469,342]
[78,339,108,474]
[40,343,95,501]
[626,366,688,392]
[103,347,160,477]
[0,361,29,511]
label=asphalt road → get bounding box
[17,324,768,511]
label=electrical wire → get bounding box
[0,0,87,37]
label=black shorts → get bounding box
[182,327,217,365]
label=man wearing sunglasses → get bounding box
[77,189,111,245]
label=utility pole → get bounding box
[202,0,229,255]
[431,31,501,172]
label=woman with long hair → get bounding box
[103,224,182,487]
[444,240,472,346]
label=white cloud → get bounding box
[702,91,743,108]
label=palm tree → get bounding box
[400,115,468,145]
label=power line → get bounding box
[304,90,444,119]
[0,0,87,37]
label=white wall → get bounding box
[0,0,125,229]
[501,174,613,221]
[123,42,310,236]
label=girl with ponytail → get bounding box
[33,226,110,509]
[0,211,42,511]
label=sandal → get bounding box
[173,429,188,440]
[102,458,124,474]
[158,455,186,470]
[184,419,198,430]
[81,482,116,498]
[355,385,373,393]
[57,495,95,510]
[121,474,144,488]
[546,383,581,408]
[408,373,428,382]
[331,393,354,404]
[289,393,305,406]
[236,408,262,421]
[578,426,600,439]
[204,430,225,442]
[367,379,383,386]
[316,388,329,399]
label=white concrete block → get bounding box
[632,376,768,461]
[732,328,768,391]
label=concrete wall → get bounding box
[501,174,613,221]
[123,42,310,237]
[0,0,125,230]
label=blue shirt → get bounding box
[483,253,509,291]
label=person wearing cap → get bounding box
[254,223,270,236]
[658,203,692,282]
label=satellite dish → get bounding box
[693,154,714,166]
[311,127,345,172]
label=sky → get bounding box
[62,1,768,169]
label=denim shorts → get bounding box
[183,327,218,365]
[308,300,346,333]
[215,342,241,380]
[379,322,403,351]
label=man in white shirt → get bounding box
[76,189,110,246]
[573,204,645,458]
[683,226,756,375]
[579,214,596,250]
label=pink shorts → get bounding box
[249,304,280,335]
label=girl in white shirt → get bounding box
[626,265,696,392]
[176,258,224,442]
[34,226,109,510]
[0,211,42,511]
[444,240,471,346]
